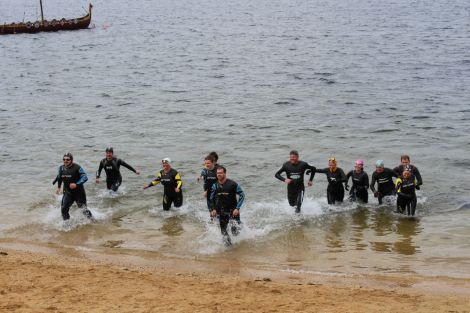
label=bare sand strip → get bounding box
[0,240,469,313]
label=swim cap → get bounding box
[355,159,364,166]
[63,152,73,161]
[375,160,384,168]
[404,165,412,172]
[105,147,114,153]
[328,157,337,164]
[162,157,171,164]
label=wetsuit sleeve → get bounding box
[54,166,63,188]
[201,169,208,191]
[390,168,399,178]
[315,168,327,174]
[96,160,104,178]
[148,172,162,188]
[370,173,377,193]
[393,166,400,176]
[274,164,287,182]
[338,169,347,183]
[209,184,217,210]
[118,159,137,173]
[175,172,182,189]
[306,163,316,181]
[236,184,245,209]
[76,167,88,185]
[364,173,370,190]
[414,167,423,186]
[395,178,403,192]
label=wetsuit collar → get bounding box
[218,178,227,185]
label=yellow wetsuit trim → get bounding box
[151,172,162,186]
[395,178,417,193]
[395,178,403,193]
[175,173,182,189]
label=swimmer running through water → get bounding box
[345,159,369,203]
[275,150,316,213]
[144,158,183,211]
[96,147,140,192]
[370,160,398,204]
[198,154,219,212]
[395,167,418,216]
[53,153,93,221]
[315,158,347,205]
[210,166,245,246]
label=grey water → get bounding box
[1,0,470,278]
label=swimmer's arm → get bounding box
[364,173,370,190]
[175,172,182,189]
[338,169,347,183]
[370,173,377,193]
[306,163,316,181]
[119,159,137,173]
[146,172,162,188]
[53,166,63,189]
[414,167,423,186]
[236,184,245,209]
[274,165,287,182]
[96,160,104,179]
[76,167,88,185]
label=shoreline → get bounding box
[1,238,469,312]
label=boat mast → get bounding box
[39,0,45,24]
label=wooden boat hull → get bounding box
[1,4,92,35]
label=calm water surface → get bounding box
[1,0,470,278]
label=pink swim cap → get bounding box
[355,159,364,166]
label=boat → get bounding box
[1,1,92,35]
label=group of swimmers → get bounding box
[53,149,422,245]
[275,150,423,217]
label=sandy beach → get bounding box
[1,240,469,313]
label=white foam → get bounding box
[41,196,111,232]
[191,196,360,254]
[96,185,127,199]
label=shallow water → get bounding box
[1,0,470,278]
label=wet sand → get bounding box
[0,240,469,313]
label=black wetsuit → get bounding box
[346,170,369,203]
[395,177,417,216]
[394,164,422,210]
[210,179,245,245]
[393,164,423,186]
[53,163,92,220]
[200,166,218,211]
[370,168,398,204]
[96,157,137,192]
[315,168,347,204]
[148,168,183,210]
[275,161,316,212]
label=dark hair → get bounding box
[289,150,299,157]
[63,152,73,161]
[106,147,114,153]
[401,155,410,161]
[217,165,226,173]
[205,155,215,162]
[209,151,219,163]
